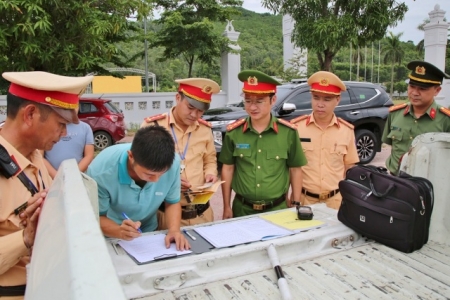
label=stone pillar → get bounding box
[282,15,307,77]
[220,20,242,107]
[424,4,449,107]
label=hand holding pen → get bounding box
[119,212,142,240]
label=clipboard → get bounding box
[117,234,192,265]
[182,229,214,254]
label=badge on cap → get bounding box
[201,85,212,94]
[320,78,329,86]
[247,76,258,86]
[415,66,426,75]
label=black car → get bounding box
[203,81,393,164]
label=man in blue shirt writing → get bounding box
[87,126,189,250]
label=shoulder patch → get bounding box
[144,114,167,123]
[277,118,297,130]
[198,118,212,128]
[226,119,246,132]
[389,103,407,112]
[290,115,308,124]
[338,117,354,129]
[439,107,450,117]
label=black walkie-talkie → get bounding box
[0,144,19,178]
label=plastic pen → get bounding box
[183,229,196,241]
[121,212,142,233]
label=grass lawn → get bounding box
[393,99,408,105]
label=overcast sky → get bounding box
[242,0,449,44]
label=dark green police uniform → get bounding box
[219,115,307,217]
[382,102,450,174]
[382,60,450,174]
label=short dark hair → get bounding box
[7,92,52,121]
[130,126,175,171]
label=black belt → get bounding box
[159,202,210,220]
[181,202,210,220]
[234,194,285,211]
[302,188,340,200]
[0,285,26,297]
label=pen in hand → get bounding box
[183,229,196,241]
[122,212,142,233]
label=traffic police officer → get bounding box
[219,70,307,218]
[382,61,450,174]
[0,71,93,299]
[142,78,220,228]
[291,71,359,209]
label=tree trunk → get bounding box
[186,55,195,78]
[390,63,395,97]
[356,48,360,82]
[319,50,335,71]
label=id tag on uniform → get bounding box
[236,144,250,149]
[180,164,185,174]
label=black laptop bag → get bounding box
[337,165,434,253]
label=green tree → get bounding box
[394,81,407,97]
[261,0,407,71]
[383,31,405,97]
[149,0,242,78]
[0,0,154,75]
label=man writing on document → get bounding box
[87,126,190,250]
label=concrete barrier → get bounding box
[400,132,450,245]
[25,159,125,300]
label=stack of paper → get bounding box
[193,218,293,248]
[260,209,325,232]
[118,234,192,264]
[186,181,225,204]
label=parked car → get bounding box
[203,81,393,164]
[78,98,126,150]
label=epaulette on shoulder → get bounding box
[389,103,408,112]
[226,119,246,132]
[290,115,308,124]
[144,113,167,123]
[338,117,354,130]
[198,118,212,128]
[277,118,297,130]
[439,107,450,117]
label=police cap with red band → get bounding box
[2,71,93,124]
[175,78,220,111]
[308,71,346,96]
[238,70,281,94]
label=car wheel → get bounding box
[94,131,112,151]
[355,129,377,164]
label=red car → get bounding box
[78,98,126,150]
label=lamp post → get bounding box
[144,17,149,92]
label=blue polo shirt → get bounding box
[87,143,181,232]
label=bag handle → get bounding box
[367,172,395,198]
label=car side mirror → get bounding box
[279,103,296,115]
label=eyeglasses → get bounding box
[242,99,267,106]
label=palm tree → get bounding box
[383,31,405,97]
[350,45,365,81]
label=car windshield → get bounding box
[275,86,295,103]
[105,101,121,114]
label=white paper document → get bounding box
[194,217,293,248]
[118,234,192,264]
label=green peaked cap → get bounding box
[238,70,281,94]
[238,70,281,85]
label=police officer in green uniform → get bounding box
[219,70,307,218]
[382,60,450,174]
